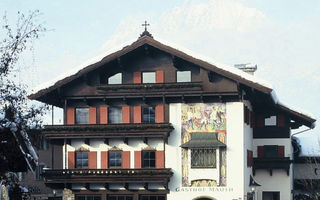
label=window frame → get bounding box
[75,151,89,169]
[139,195,166,200]
[142,106,155,123]
[108,106,122,124]
[108,150,122,168]
[107,195,133,200]
[142,150,156,168]
[75,107,89,124]
[176,70,191,83]
[76,195,101,200]
[142,72,156,83]
[190,148,217,169]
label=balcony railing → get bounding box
[253,157,292,176]
[43,168,173,184]
[42,123,174,140]
[96,82,203,97]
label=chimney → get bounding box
[234,63,257,75]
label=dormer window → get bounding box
[108,73,122,84]
[177,71,191,82]
[142,72,156,83]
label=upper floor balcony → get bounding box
[42,123,174,141]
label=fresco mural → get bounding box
[181,103,227,187]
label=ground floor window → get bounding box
[262,192,280,200]
[108,196,133,200]
[76,195,101,200]
[139,195,165,200]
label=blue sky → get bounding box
[1,0,320,154]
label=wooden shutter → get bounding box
[89,151,97,169]
[133,72,142,84]
[247,150,253,167]
[257,146,264,158]
[278,146,285,158]
[256,114,264,127]
[277,115,285,127]
[251,112,255,128]
[122,106,130,123]
[67,108,75,125]
[100,106,108,124]
[155,105,164,123]
[133,106,142,123]
[134,151,141,168]
[156,151,164,168]
[101,151,108,168]
[68,152,75,169]
[156,70,164,83]
[89,107,97,124]
[122,151,130,168]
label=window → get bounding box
[264,145,279,158]
[36,164,45,180]
[109,151,122,168]
[177,71,191,82]
[142,72,156,83]
[108,196,133,200]
[108,73,122,84]
[76,152,88,168]
[262,192,280,200]
[191,148,216,168]
[142,151,156,168]
[108,107,122,124]
[139,196,165,200]
[76,108,89,124]
[265,116,277,126]
[76,195,101,200]
[142,107,155,123]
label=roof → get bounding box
[28,34,316,128]
[180,133,226,148]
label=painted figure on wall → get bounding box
[181,103,227,187]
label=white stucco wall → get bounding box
[166,102,246,200]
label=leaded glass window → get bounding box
[142,107,155,123]
[191,148,216,168]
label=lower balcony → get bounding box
[43,168,173,186]
[253,157,292,176]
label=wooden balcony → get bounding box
[96,82,203,97]
[253,157,292,176]
[43,168,173,185]
[42,123,174,141]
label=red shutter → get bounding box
[156,70,164,83]
[251,112,255,128]
[256,114,264,127]
[133,72,142,84]
[277,115,285,127]
[257,146,264,158]
[122,151,130,168]
[89,151,97,169]
[122,106,130,123]
[133,106,142,123]
[156,151,164,168]
[134,151,141,168]
[278,146,285,158]
[155,105,164,123]
[100,106,108,124]
[89,107,97,124]
[101,151,108,168]
[68,152,75,169]
[67,108,75,125]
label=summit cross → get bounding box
[142,21,150,31]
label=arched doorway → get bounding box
[193,196,216,200]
